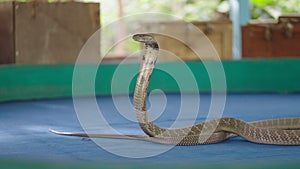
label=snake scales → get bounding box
[50,33,300,145]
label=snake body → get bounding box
[50,34,300,145]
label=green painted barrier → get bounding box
[1,58,300,102]
[0,159,299,169]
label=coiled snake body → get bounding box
[50,34,300,145]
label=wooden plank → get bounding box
[242,16,300,58]
[0,2,15,64]
[14,2,100,64]
[142,21,232,61]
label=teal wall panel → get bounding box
[1,59,300,102]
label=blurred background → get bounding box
[0,0,299,64]
[0,1,300,169]
[100,0,300,61]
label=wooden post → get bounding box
[0,2,15,64]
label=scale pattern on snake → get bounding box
[132,33,300,145]
[50,33,300,146]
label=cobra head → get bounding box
[132,34,158,47]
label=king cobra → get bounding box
[50,34,300,145]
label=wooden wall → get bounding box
[142,20,232,61]
[0,2,100,64]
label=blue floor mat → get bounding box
[0,93,299,166]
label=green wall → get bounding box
[1,58,300,102]
[0,159,299,169]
